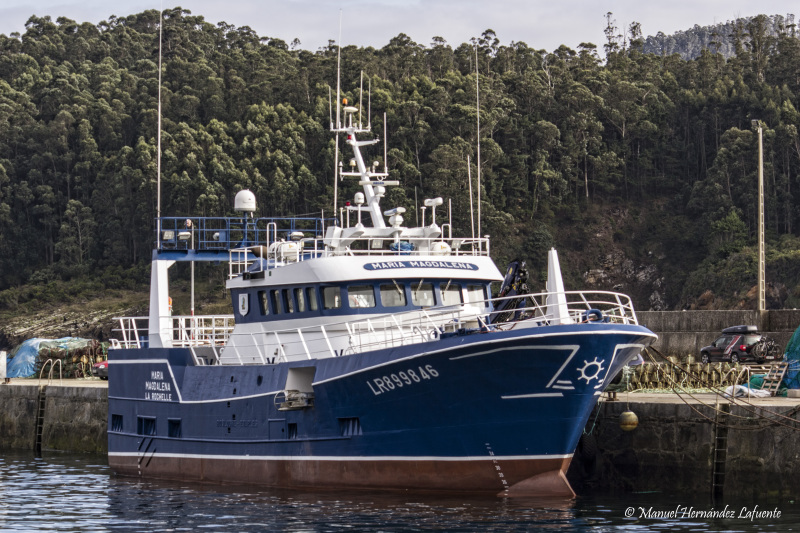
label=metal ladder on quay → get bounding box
[34,359,62,455]
[34,385,46,455]
[711,402,730,500]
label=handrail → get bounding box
[38,359,63,385]
[111,314,235,349]
[112,289,641,363]
[227,235,493,277]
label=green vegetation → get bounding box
[1,9,799,314]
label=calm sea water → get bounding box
[0,451,797,532]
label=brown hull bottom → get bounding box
[109,454,576,498]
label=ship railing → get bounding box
[216,290,639,363]
[111,290,638,361]
[218,306,466,364]
[171,315,236,347]
[228,235,491,277]
[111,315,235,349]
[485,290,639,326]
[156,215,333,253]
[112,317,149,349]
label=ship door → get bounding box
[268,419,286,440]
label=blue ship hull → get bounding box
[107,322,655,496]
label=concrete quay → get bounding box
[0,379,107,454]
[568,392,800,497]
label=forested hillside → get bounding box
[1,9,800,320]
[642,14,794,60]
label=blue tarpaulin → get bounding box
[6,338,89,378]
[782,326,800,389]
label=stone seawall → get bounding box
[0,383,107,454]
[0,384,39,450]
[568,395,800,497]
[638,310,800,357]
[43,385,108,454]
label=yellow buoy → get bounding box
[619,410,639,431]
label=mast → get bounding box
[327,20,397,230]
[333,13,342,216]
[475,45,482,239]
[157,5,163,246]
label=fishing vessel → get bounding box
[107,72,656,498]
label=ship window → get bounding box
[295,288,306,312]
[111,414,123,432]
[441,283,462,306]
[348,285,375,308]
[411,282,435,307]
[168,419,182,438]
[137,416,156,436]
[380,283,406,307]
[467,285,486,304]
[323,286,341,309]
[307,287,319,311]
[271,290,283,314]
[258,291,269,315]
[339,417,362,436]
[283,289,294,313]
[288,423,298,439]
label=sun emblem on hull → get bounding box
[577,357,605,383]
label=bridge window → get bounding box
[380,283,406,307]
[467,284,486,304]
[258,291,269,315]
[294,288,306,312]
[323,286,341,309]
[411,282,435,307]
[348,285,376,308]
[441,283,462,306]
[283,289,294,313]
[307,287,319,311]
[271,290,283,314]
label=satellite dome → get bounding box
[234,190,256,213]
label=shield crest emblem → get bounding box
[239,293,249,315]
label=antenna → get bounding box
[383,112,388,173]
[328,86,333,129]
[335,11,342,129]
[475,45,482,239]
[156,3,163,247]
[334,132,339,217]
[467,155,475,240]
[414,186,419,226]
[448,198,452,229]
[368,76,372,130]
[359,71,363,129]
[333,11,342,217]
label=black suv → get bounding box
[699,325,777,364]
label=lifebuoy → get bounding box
[583,309,604,322]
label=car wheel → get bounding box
[701,353,709,364]
[731,353,739,364]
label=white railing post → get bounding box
[297,328,311,359]
[273,331,286,362]
[250,333,266,364]
[320,325,336,357]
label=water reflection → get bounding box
[105,476,579,532]
[0,451,797,532]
